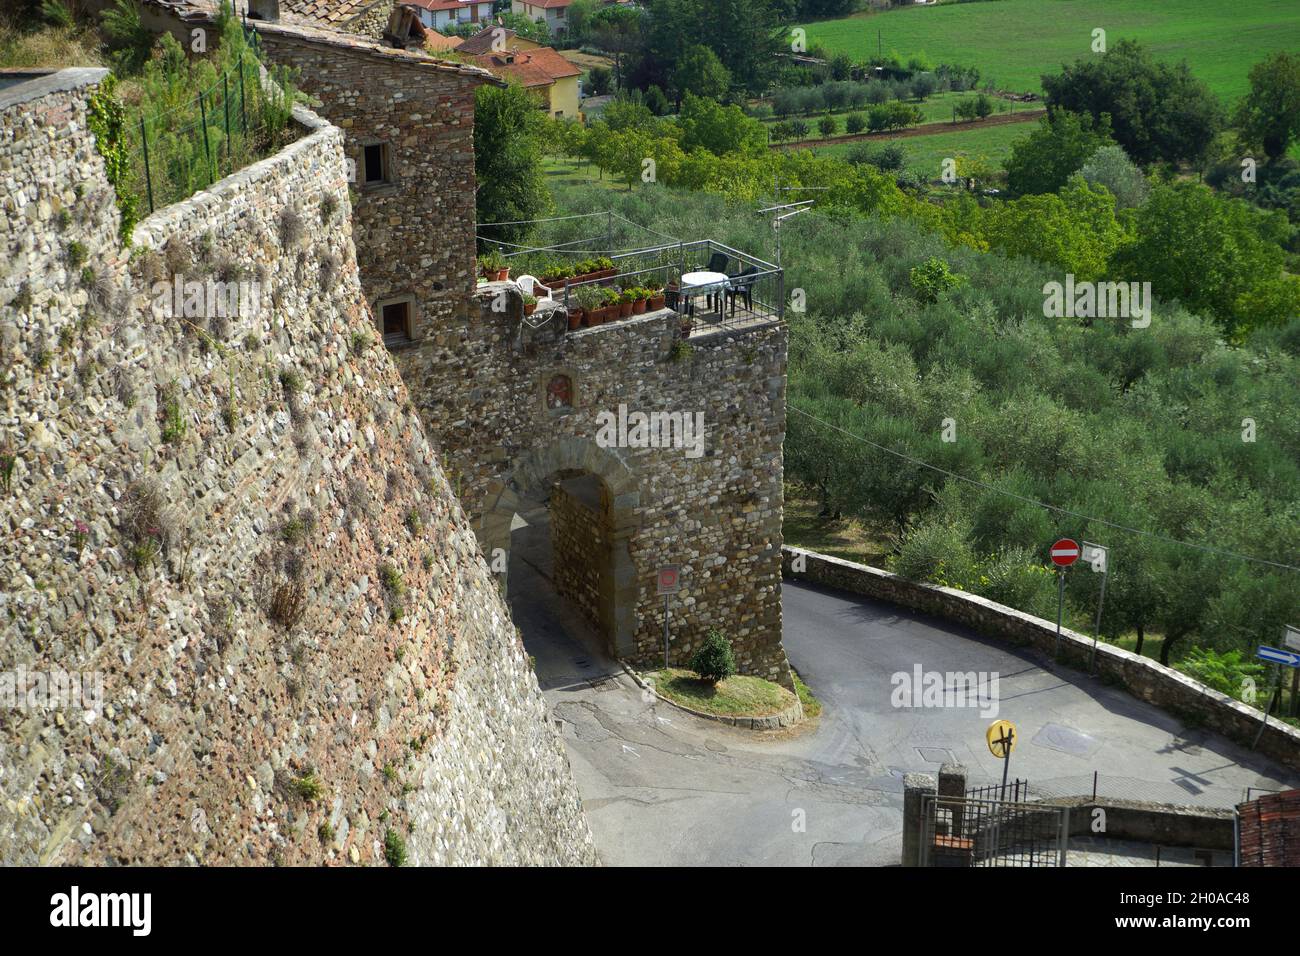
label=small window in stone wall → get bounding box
[377,295,416,348]
[546,373,573,411]
[363,142,390,186]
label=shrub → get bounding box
[291,771,323,802]
[818,116,837,138]
[269,579,307,629]
[845,112,866,135]
[689,628,736,685]
[384,828,407,866]
[909,256,966,304]
[280,206,305,249]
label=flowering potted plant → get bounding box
[478,250,509,281]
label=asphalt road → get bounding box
[508,513,1299,866]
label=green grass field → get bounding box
[801,0,1300,102]
[812,118,1031,178]
[762,90,1038,141]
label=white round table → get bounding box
[680,270,731,318]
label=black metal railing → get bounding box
[477,214,785,336]
[922,793,1069,867]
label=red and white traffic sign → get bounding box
[657,565,681,594]
[1050,538,1080,567]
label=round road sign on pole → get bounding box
[1050,538,1080,567]
[986,719,1017,759]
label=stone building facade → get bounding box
[0,69,595,865]
[391,288,791,685]
[254,21,496,352]
[243,15,792,684]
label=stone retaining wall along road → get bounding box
[782,547,1300,773]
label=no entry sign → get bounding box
[1050,538,1080,567]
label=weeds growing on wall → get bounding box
[86,73,139,244]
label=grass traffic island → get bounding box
[647,667,796,718]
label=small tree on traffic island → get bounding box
[689,629,737,685]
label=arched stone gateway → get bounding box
[477,438,641,658]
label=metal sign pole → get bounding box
[999,744,1012,802]
[1055,568,1065,660]
[663,592,670,670]
[1089,561,1108,674]
[1251,665,1283,751]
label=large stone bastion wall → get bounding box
[392,288,790,686]
[0,70,595,865]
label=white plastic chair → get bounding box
[515,274,554,306]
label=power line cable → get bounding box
[787,402,1300,574]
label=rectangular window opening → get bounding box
[382,301,411,345]
[364,143,388,185]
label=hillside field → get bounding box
[812,117,1032,177]
[801,0,1300,101]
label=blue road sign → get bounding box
[1256,645,1300,668]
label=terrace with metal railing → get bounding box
[477,211,784,339]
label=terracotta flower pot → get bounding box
[568,309,583,330]
[582,308,601,327]
[632,298,647,314]
[618,301,633,318]
[494,268,510,281]
[524,302,536,316]
[648,294,665,310]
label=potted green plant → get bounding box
[595,256,617,279]
[647,283,666,310]
[574,285,604,326]
[478,250,508,281]
[567,304,584,331]
[617,288,635,318]
[523,293,538,316]
[540,261,570,289]
[630,287,648,315]
[600,287,622,322]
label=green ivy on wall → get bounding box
[87,74,139,245]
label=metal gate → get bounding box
[920,792,1069,867]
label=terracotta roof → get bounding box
[1238,789,1300,866]
[280,0,378,25]
[520,0,573,8]
[405,0,486,11]
[422,29,461,52]
[469,45,579,87]
[456,25,517,55]
[251,18,503,83]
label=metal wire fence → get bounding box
[127,41,298,215]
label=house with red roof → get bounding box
[465,34,582,118]
[406,0,495,32]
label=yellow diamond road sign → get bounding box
[986,719,1017,759]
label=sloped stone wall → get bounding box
[0,70,594,866]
